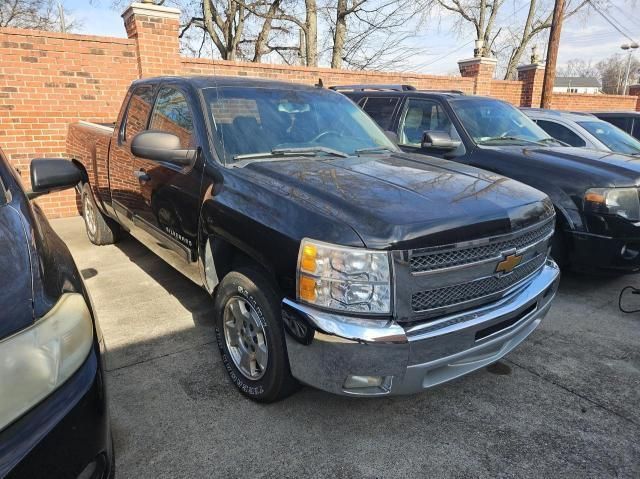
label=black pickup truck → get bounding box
[64,76,559,401]
[338,85,640,272]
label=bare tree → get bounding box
[595,54,640,94]
[328,0,427,70]
[0,0,78,31]
[502,0,590,79]
[436,0,504,56]
[434,0,594,79]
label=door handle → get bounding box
[133,169,151,183]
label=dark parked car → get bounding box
[591,111,640,141]
[65,76,559,401]
[338,85,640,273]
[0,148,113,478]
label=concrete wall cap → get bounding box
[121,2,181,21]
[457,57,498,67]
[517,63,546,72]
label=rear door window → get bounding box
[535,120,586,147]
[361,97,399,131]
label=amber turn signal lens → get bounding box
[298,275,317,301]
[300,243,317,272]
[585,192,605,203]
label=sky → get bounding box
[64,0,639,76]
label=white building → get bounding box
[553,77,601,94]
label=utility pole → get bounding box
[540,0,565,108]
[621,42,639,95]
[58,2,66,33]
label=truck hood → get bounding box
[241,152,551,250]
[0,204,33,339]
[492,146,640,187]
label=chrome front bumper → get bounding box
[282,260,560,396]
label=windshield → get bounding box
[450,98,555,145]
[202,86,398,163]
[578,120,640,155]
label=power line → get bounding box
[409,0,532,73]
[586,0,637,44]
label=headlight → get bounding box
[584,187,640,221]
[296,238,391,314]
[0,293,93,431]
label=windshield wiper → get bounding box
[233,146,349,164]
[271,146,349,158]
[478,136,547,146]
[354,146,394,156]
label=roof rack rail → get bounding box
[329,84,416,92]
[417,89,465,95]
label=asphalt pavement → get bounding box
[52,216,640,479]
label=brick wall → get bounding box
[0,27,137,217]
[181,58,474,92]
[549,93,638,112]
[2,1,640,218]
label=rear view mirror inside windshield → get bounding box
[278,101,310,114]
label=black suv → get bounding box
[591,111,640,141]
[337,84,640,273]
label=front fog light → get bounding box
[344,375,384,389]
[0,293,93,431]
[296,238,391,314]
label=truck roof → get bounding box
[131,75,323,91]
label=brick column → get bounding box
[122,2,181,78]
[458,57,497,96]
[517,63,545,108]
[629,84,640,111]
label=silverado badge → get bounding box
[496,253,523,274]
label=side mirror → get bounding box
[131,130,196,166]
[29,158,82,197]
[421,131,461,151]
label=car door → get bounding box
[395,97,466,158]
[109,83,203,284]
[133,84,203,284]
[109,83,157,233]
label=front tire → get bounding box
[214,267,298,402]
[81,183,121,245]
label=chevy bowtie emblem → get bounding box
[496,253,523,274]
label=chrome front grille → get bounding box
[411,253,546,312]
[410,218,554,273]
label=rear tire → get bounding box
[214,267,298,402]
[81,183,121,245]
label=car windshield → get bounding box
[578,120,640,155]
[450,98,556,145]
[201,86,398,164]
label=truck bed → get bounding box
[66,121,114,207]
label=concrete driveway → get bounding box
[52,216,640,478]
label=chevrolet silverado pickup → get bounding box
[65,76,559,401]
[339,85,640,273]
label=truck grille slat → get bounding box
[411,254,546,312]
[410,219,554,273]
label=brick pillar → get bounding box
[629,84,640,111]
[122,2,181,78]
[458,57,497,96]
[517,63,546,108]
